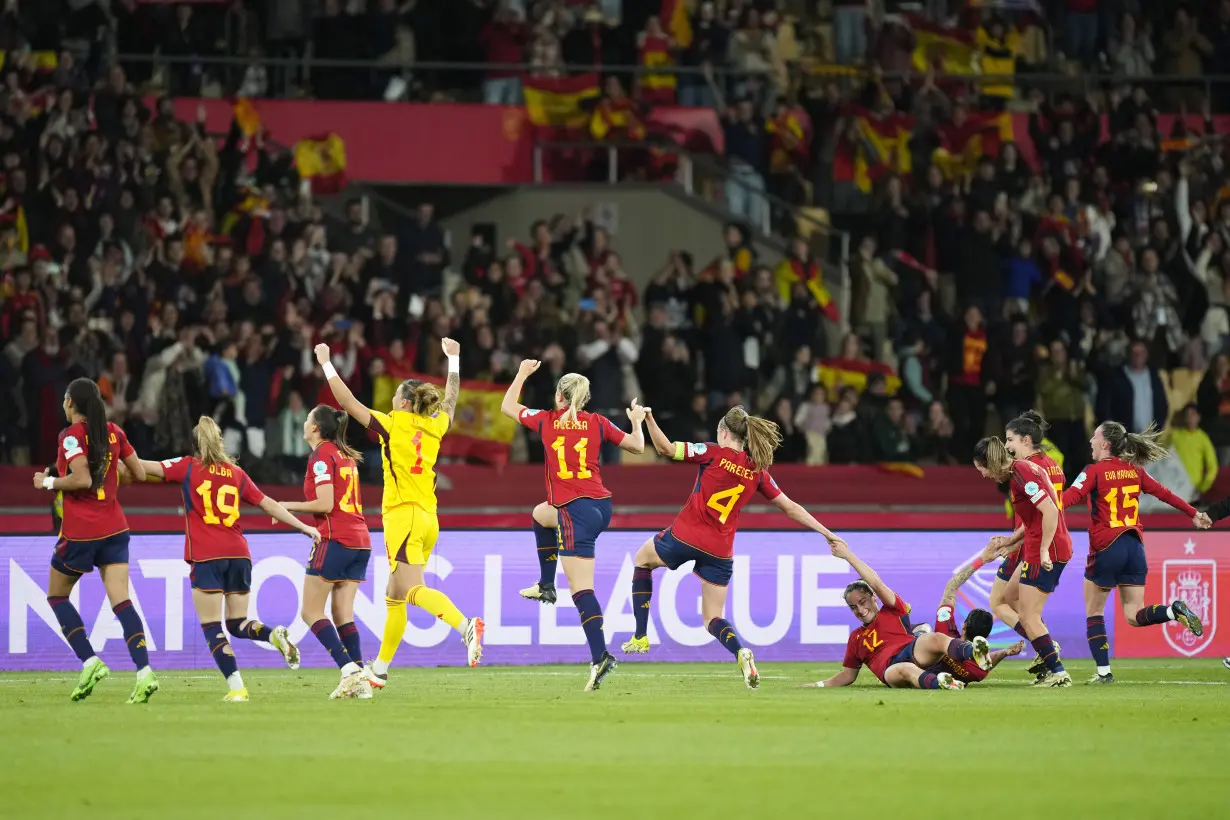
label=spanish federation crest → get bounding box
[1162,558,1216,657]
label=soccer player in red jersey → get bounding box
[31,378,158,703]
[803,542,992,690]
[501,361,647,691]
[138,417,320,702]
[1062,421,1210,683]
[973,434,1074,686]
[280,405,374,699]
[622,406,846,689]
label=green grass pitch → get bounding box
[1,659,1228,819]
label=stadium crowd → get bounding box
[0,0,1228,504]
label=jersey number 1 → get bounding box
[551,437,592,480]
[338,466,363,514]
[706,485,746,524]
[197,480,241,527]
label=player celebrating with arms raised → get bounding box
[501,360,647,691]
[280,405,374,698]
[1062,422,1209,683]
[622,406,846,689]
[138,417,319,701]
[974,435,1074,686]
[804,542,993,690]
[33,378,158,703]
[318,338,484,685]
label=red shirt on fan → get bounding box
[1062,457,1197,553]
[160,457,267,563]
[56,421,133,540]
[667,442,782,559]
[304,442,371,548]
[517,407,626,506]
[842,595,914,683]
[1009,458,1073,564]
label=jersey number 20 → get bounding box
[338,465,363,514]
[197,480,240,527]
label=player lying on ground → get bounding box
[921,542,1026,685]
[621,405,847,689]
[1062,421,1208,684]
[801,541,992,690]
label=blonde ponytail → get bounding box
[556,373,590,425]
[1101,421,1169,465]
[721,406,781,470]
[973,436,1012,481]
[194,416,235,467]
[398,379,443,417]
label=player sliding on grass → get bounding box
[138,417,318,702]
[1062,422,1209,684]
[622,405,846,689]
[802,541,993,690]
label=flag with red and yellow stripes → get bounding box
[814,358,901,395]
[524,73,602,128]
[661,0,692,49]
[233,97,262,138]
[294,133,347,196]
[905,14,978,75]
[932,111,1014,179]
[848,107,914,193]
[375,372,517,467]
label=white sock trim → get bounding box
[1096,665,1112,676]
[227,671,245,691]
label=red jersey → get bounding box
[1008,450,1066,558]
[517,407,626,506]
[931,605,989,684]
[1008,459,1073,564]
[160,457,266,563]
[1062,457,1197,553]
[56,421,133,541]
[842,595,914,683]
[304,442,371,548]
[667,442,782,559]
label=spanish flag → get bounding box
[377,373,518,467]
[774,257,838,321]
[638,33,677,104]
[766,108,810,174]
[590,97,647,141]
[661,0,692,49]
[932,111,1013,179]
[233,97,262,138]
[524,73,601,128]
[877,462,925,479]
[0,50,57,72]
[814,358,901,395]
[850,108,914,192]
[294,133,347,196]
[905,14,977,75]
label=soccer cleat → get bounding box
[270,625,300,670]
[222,687,250,703]
[936,672,965,690]
[1031,670,1053,687]
[737,647,760,690]
[1047,671,1073,688]
[1027,640,1061,676]
[1224,657,1230,670]
[971,635,993,671]
[519,582,557,605]
[585,651,618,692]
[127,671,160,704]
[354,678,373,699]
[1086,672,1115,684]
[1171,600,1204,637]
[621,635,650,654]
[70,658,110,702]
[362,663,387,690]
[462,617,485,667]
[329,671,364,700]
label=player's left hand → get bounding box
[1006,640,1026,656]
[441,337,460,357]
[626,398,648,423]
[1040,554,1053,571]
[314,343,331,366]
[305,526,322,545]
[32,470,48,490]
[1195,512,1212,530]
[828,538,851,559]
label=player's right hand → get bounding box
[828,538,851,559]
[1005,640,1025,656]
[314,343,331,365]
[441,336,460,357]
[518,358,541,376]
[305,526,322,544]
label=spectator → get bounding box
[716,95,769,232]
[1110,13,1155,78]
[480,2,529,105]
[872,396,915,462]
[947,305,990,461]
[1097,339,1169,433]
[98,350,134,424]
[771,395,807,463]
[826,386,867,464]
[1171,403,1218,495]
[795,383,830,463]
[849,234,897,362]
[401,202,448,302]
[1163,8,1213,110]
[986,316,1037,425]
[917,400,956,465]
[278,389,311,476]
[831,0,868,65]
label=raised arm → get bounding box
[440,337,461,424]
[259,495,321,542]
[830,541,895,609]
[1140,469,1203,524]
[770,492,845,545]
[801,665,860,688]
[644,409,675,457]
[940,541,1000,608]
[315,342,371,428]
[619,399,647,455]
[1062,465,1095,510]
[501,358,540,419]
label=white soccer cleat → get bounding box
[462,617,485,667]
[971,635,993,671]
[1047,671,1073,688]
[270,625,300,670]
[329,670,366,700]
[936,672,965,690]
[737,648,760,690]
[363,663,387,690]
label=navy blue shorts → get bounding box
[51,532,130,576]
[1020,558,1067,594]
[887,637,919,667]
[653,528,734,586]
[1085,531,1148,589]
[996,550,1021,583]
[190,558,252,595]
[306,540,371,583]
[555,498,612,559]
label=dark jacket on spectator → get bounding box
[1096,365,1168,432]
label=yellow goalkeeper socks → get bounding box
[408,584,464,631]
[377,596,408,666]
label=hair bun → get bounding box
[1021,409,1049,431]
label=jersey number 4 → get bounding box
[1104,484,1140,528]
[197,480,241,527]
[338,465,363,514]
[706,485,746,524]
[551,437,592,480]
